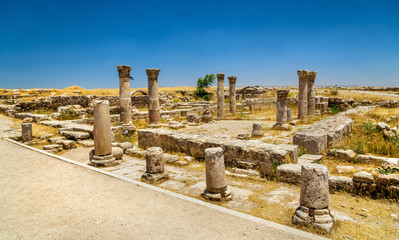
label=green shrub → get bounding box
[194,74,215,101]
[329,106,340,115]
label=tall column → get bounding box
[117,65,136,134]
[292,164,334,232]
[21,123,32,142]
[276,89,289,125]
[202,147,232,201]
[227,76,237,114]
[91,100,115,166]
[146,68,161,126]
[297,70,309,120]
[307,71,317,116]
[216,73,225,119]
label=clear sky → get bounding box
[0,0,398,89]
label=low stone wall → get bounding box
[329,97,399,111]
[293,114,353,154]
[138,129,298,176]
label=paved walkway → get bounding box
[0,116,325,240]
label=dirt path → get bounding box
[0,116,323,240]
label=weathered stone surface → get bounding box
[276,89,289,125]
[117,142,134,153]
[141,172,169,183]
[330,149,356,161]
[376,174,399,186]
[329,175,354,193]
[307,71,317,116]
[357,154,387,164]
[59,140,77,150]
[48,136,66,143]
[145,147,164,174]
[336,165,363,174]
[23,117,33,123]
[165,121,185,129]
[251,123,263,137]
[112,147,124,160]
[286,108,293,122]
[300,164,330,209]
[228,76,237,114]
[353,171,374,183]
[146,68,161,125]
[21,123,32,142]
[276,164,302,185]
[60,130,90,140]
[297,70,309,120]
[187,114,201,123]
[298,154,322,164]
[382,158,399,170]
[205,147,227,193]
[43,144,62,151]
[77,139,94,147]
[164,153,179,164]
[93,100,112,156]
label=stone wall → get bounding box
[138,128,298,176]
[293,114,353,154]
[329,97,399,111]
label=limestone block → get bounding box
[117,142,134,153]
[276,164,302,185]
[376,174,399,186]
[21,123,32,142]
[205,147,227,193]
[330,149,356,161]
[145,147,164,174]
[353,171,374,183]
[382,158,399,170]
[300,164,329,209]
[112,147,124,160]
[251,123,263,136]
[303,133,327,155]
[187,114,201,123]
[60,140,77,150]
[61,130,90,140]
[329,175,354,192]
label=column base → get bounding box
[90,154,117,167]
[141,171,169,183]
[292,205,335,233]
[202,186,232,201]
[251,131,263,137]
[147,123,162,128]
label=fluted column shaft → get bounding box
[297,70,309,120]
[228,76,237,114]
[216,73,225,119]
[307,71,317,116]
[146,68,161,125]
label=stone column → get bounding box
[216,73,225,119]
[292,164,334,233]
[21,123,32,142]
[141,147,169,182]
[117,65,136,134]
[307,71,317,116]
[227,76,237,114]
[297,70,309,120]
[146,68,161,126]
[252,123,263,137]
[91,100,115,166]
[276,89,289,125]
[202,147,232,201]
[286,108,293,122]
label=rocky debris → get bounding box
[184,156,193,162]
[117,142,134,153]
[23,117,33,123]
[59,140,77,150]
[175,160,188,166]
[376,174,399,186]
[329,149,356,161]
[201,105,213,123]
[187,114,201,123]
[165,121,185,129]
[357,154,387,164]
[43,144,62,153]
[125,146,146,158]
[382,158,399,170]
[276,164,302,185]
[60,130,90,140]
[273,123,291,131]
[230,168,259,177]
[77,139,95,147]
[164,154,179,164]
[237,133,250,140]
[298,154,322,164]
[112,147,124,160]
[48,136,66,143]
[353,171,374,183]
[294,113,354,154]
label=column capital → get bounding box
[117,65,132,78]
[308,71,317,82]
[297,70,309,81]
[217,73,225,81]
[277,89,290,99]
[146,68,161,81]
[227,76,237,84]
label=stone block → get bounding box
[276,164,301,185]
[353,171,374,183]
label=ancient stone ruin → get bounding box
[117,65,136,135]
[146,68,161,127]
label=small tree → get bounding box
[194,74,215,101]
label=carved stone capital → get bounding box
[117,65,132,78]
[277,89,290,100]
[227,76,237,85]
[217,73,225,82]
[297,70,309,81]
[308,71,317,82]
[146,68,161,81]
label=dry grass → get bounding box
[318,88,399,101]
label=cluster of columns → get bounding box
[117,65,136,135]
[216,73,237,119]
[297,70,318,120]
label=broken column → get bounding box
[275,89,289,125]
[91,100,115,166]
[117,65,136,135]
[286,108,293,122]
[228,76,237,114]
[21,123,32,142]
[297,70,309,120]
[216,73,225,119]
[252,123,263,137]
[146,68,161,127]
[292,164,335,233]
[202,147,232,201]
[141,147,169,182]
[307,71,317,116]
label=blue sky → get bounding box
[0,0,398,89]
